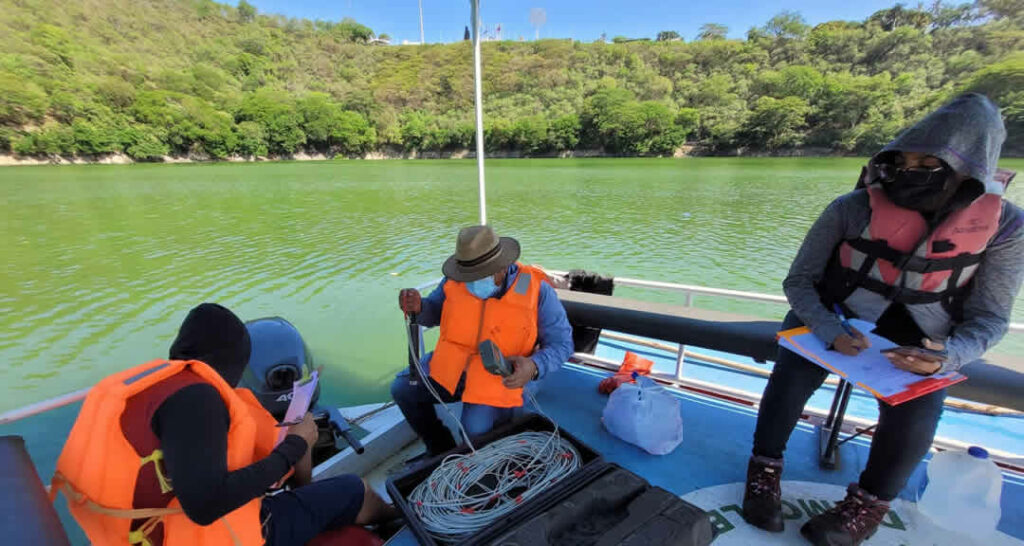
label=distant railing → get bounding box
[1,272,1019,425]
[543,269,1024,334]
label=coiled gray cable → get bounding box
[404,316,581,542]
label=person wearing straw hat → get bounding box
[392,225,574,456]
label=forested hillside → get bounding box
[1,0,1021,160]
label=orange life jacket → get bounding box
[430,263,545,408]
[824,184,1003,314]
[52,359,279,546]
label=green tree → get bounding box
[755,11,810,64]
[122,126,170,160]
[234,121,268,157]
[657,31,681,42]
[581,86,635,147]
[1,0,1021,159]
[236,89,305,155]
[71,119,121,155]
[548,114,581,150]
[297,93,345,148]
[400,112,430,150]
[333,18,374,43]
[12,134,37,156]
[0,127,15,153]
[742,96,811,150]
[237,0,256,23]
[0,73,48,125]
[977,0,1023,22]
[675,108,700,140]
[330,111,376,154]
[95,78,136,110]
[32,124,76,155]
[697,24,729,41]
[867,4,932,31]
[963,53,1024,150]
[808,21,865,66]
[510,116,549,155]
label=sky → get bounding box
[246,0,904,44]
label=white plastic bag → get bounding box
[601,375,683,455]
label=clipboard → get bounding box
[276,370,319,444]
[777,319,966,405]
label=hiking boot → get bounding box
[800,483,890,546]
[742,455,784,532]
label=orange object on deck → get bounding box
[598,352,654,394]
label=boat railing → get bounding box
[416,270,1022,414]
[2,272,1020,426]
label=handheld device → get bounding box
[479,339,513,377]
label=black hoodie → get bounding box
[153,303,307,525]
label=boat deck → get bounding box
[385,354,1023,544]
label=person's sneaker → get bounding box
[800,483,890,546]
[742,455,784,532]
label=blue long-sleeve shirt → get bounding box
[415,263,574,379]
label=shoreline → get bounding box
[6,147,1020,167]
[0,146,864,167]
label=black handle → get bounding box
[325,406,364,454]
[407,313,422,385]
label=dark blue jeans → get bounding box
[391,353,518,455]
[752,311,946,501]
[261,474,365,546]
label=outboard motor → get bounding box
[241,317,320,420]
[242,317,363,458]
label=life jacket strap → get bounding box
[845,237,985,273]
[127,516,162,546]
[139,449,173,494]
[51,472,182,519]
[51,472,247,546]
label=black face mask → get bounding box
[880,166,960,213]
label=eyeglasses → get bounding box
[872,161,950,187]
[895,165,945,174]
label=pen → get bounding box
[832,303,857,337]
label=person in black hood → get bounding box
[168,303,252,386]
[157,303,397,544]
[741,93,1023,545]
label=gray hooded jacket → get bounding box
[784,93,1024,372]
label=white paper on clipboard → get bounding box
[276,370,318,444]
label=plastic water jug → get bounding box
[917,446,1002,540]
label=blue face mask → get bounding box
[466,276,498,300]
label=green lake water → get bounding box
[3,157,1023,415]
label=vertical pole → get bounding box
[675,345,686,380]
[418,0,425,44]
[471,0,487,225]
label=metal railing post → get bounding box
[675,344,686,380]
